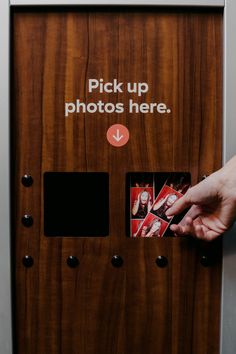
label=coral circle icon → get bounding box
[106,124,130,147]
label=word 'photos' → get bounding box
[127,172,191,238]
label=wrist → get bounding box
[216,158,236,199]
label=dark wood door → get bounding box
[12,7,223,354]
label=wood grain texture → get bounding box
[12,8,222,354]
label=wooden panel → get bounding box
[12,8,223,354]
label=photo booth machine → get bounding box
[0,0,236,353]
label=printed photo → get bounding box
[131,187,153,219]
[151,185,182,222]
[131,220,143,237]
[135,213,169,238]
[127,172,191,237]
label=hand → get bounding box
[148,200,152,212]
[153,197,165,211]
[132,195,140,216]
[166,156,236,241]
[141,226,148,237]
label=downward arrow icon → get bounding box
[107,124,129,147]
[113,129,124,142]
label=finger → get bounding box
[166,177,217,217]
[170,217,194,236]
[179,205,202,224]
[166,192,192,217]
[181,217,195,234]
[170,224,184,234]
[192,222,219,241]
[194,224,204,239]
[205,229,220,241]
[171,225,190,237]
[199,228,219,241]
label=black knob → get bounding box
[22,174,33,187]
[111,255,123,268]
[22,215,33,227]
[67,256,79,268]
[200,255,212,267]
[22,255,34,268]
[155,256,168,268]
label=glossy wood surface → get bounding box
[12,8,222,354]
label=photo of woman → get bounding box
[152,192,179,221]
[134,213,169,238]
[131,188,153,219]
[141,218,162,237]
[127,172,191,237]
[131,220,143,237]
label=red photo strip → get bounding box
[130,173,190,238]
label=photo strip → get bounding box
[134,213,169,238]
[151,185,182,222]
[131,187,153,219]
[127,172,191,238]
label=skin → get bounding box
[166,155,236,241]
[153,194,178,220]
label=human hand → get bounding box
[141,226,148,237]
[132,195,140,216]
[166,156,236,241]
[153,197,165,211]
[148,200,152,212]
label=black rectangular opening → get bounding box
[44,172,109,237]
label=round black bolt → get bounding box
[111,255,123,268]
[21,174,33,187]
[67,256,79,268]
[22,255,34,268]
[200,255,212,267]
[155,256,168,268]
[22,215,33,227]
